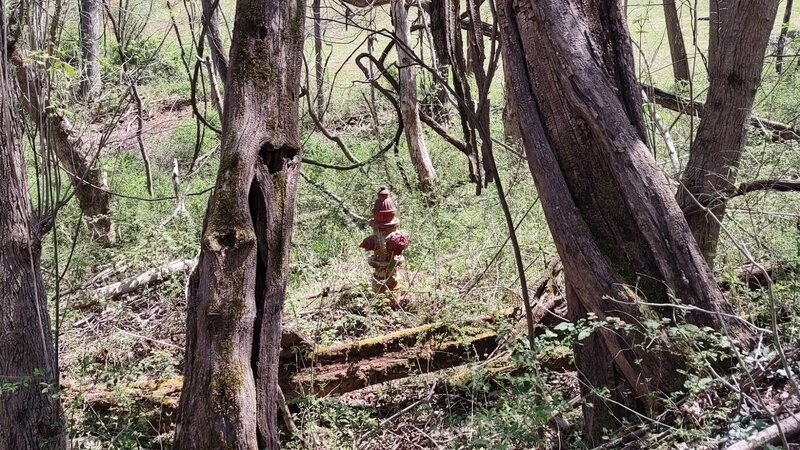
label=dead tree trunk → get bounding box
[200,0,229,85]
[391,0,437,191]
[663,0,690,83]
[677,0,779,266]
[14,53,115,243]
[173,0,305,448]
[776,0,794,74]
[79,0,102,98]
[0,23,66,450]
[498,0,750,443]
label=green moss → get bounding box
[210,362,245,415]
[242,39,276,89]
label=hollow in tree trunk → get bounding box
[498,0,750,443]
[0,21,66,450]
[173,0,305,448]
[79,0,102,98]
[392,0,437,191]
[677,0,779,266]
[663,0,690,83]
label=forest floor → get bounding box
[35,1,800,448]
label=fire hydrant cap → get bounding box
[372,187,399,225]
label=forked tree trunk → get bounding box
[663,0,690,83]
[498,1,750,443]
[776,0,794,74]
[391,0,437,191]
[79,0,102,98]
[200,0,229,85]
[677,0,779,266]
[14,53,115,244]
[0,23,66,450]
[173,0,305,448]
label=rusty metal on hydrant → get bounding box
[359,188,410,293]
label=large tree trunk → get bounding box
[14,53,115,244]
[663,0,690,83]
[677,0,779,266]
[173,0,305,448]
[498,0,749,443]
[79,0,102,98]
[200,0,229,85]
[0,22,66,450]
[392,0,437,191]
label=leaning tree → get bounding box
[173,0,305,448]
[498,0,750,443]
[0,5,66,449]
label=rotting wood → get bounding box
[72,298,569,411]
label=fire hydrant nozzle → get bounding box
[360,188,409,293]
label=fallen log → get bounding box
[643,84,800,142]
[71,289,567,406]
[725,412,800,450]
[94,259,196,297]
[72,313,570,411]
[281,325,502,399]
[288,309,514,366]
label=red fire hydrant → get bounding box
[360,188,410,293]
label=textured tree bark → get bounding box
[0,23,66,450]
[677,0,779,266]
[391,0,437,191]
[173,0,305,447]
[498,0,749,443]
[502,58,521,145]
[200,0,229,86]
[79,0,102,98]
[776,0,794,74]
[14,53,115,244]
[663,0,690,82]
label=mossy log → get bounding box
[74,292,567,414]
